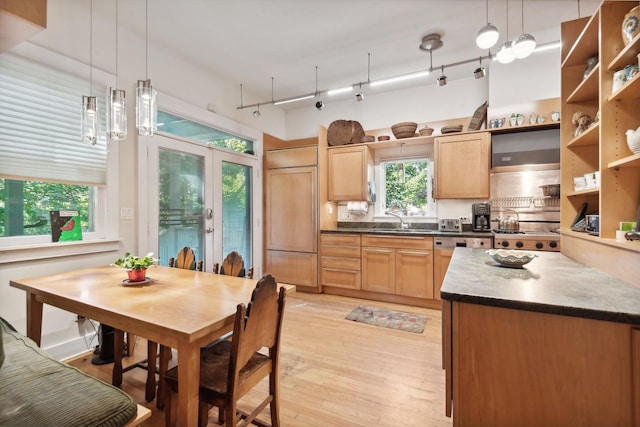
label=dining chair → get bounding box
[164,274,286,427]
[213,251,254,279]
[169,246,204,272]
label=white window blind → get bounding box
[0,53,108,185]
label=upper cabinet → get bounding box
[327,145,374,202]
[0,0,47,53]
[434,132,490,199]
[560,1,640,282]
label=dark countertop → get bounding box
[440,247,640,325]
[321,228,494,238]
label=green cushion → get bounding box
[0,317,137,426]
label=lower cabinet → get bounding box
[266,250,317,290]
[433,249,454,301]
[361,235,434,299]
[320,233,361,290]
[444,300,640,426]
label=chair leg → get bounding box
[198,401,209,427]
[224,401,237,427]
[145,341,158,402]
[156,345,171,409]
[270,372,281,427]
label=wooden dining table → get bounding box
[10,265,294,427]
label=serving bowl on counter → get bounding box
[486,249,537,268]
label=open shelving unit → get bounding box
[560,1,640,285]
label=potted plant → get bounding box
[112,252,157,282]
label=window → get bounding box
[0,51,112,245]
[381,158,436,217]
[157,110,255,154]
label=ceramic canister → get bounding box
[623,6,640,45]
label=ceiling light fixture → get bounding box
[355,83,364,101]
[512,0,536,59]
[252,105,261,118]
[476,0,500,49]
[437,65,447,86]
[474,57,486,78]
[496,0,515,64]
[81,0,98,145]
[107,0,127,142]
[272,94,315,106]
[136,0,157,136]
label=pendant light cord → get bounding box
[145,0,149,79]
[115,0,119,87]
[521,0,524,33]
[90,0,93,96]
[315,66,319,96]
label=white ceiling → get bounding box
[51,0,603,110]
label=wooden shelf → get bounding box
[607,72,640,101]
[560,228,640,254]
[327,134,434,151]
[608,33,640,71]
[608,152,640,169]
[566,64,600,104]
[568,187,599,197]
[566,122,599,148]
[561,10,599,68]
[489,121,560,134]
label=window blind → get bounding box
[0,53,108,185]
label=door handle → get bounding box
[205,228,214,234]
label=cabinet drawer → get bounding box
[321,268,361,290]
[362,234,433,250]
[321,245,361,258]
[321,256,360,270]
[321,233,361,246]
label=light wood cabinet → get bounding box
[433,248,453,301]
[320,233,361,290]
[0,0,46,53]
[560,2,640,285]
[361,235,433,298]
[327,145,373,201]
[445,300,640,426]
[434,132,490,199]
[265,146,318,290]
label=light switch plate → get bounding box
[120,207,134,220]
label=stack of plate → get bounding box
[441,124,463,134]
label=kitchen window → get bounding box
[380,158,436,218]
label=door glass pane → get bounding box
[158,149,204,266]
[222,161,252,269]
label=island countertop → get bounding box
[440,247,640,325]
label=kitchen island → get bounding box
[441,248,640,427]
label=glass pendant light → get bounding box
[136,0,157,136]
[107,0,127,142]
[81,0,98,145]
[476,0,499,49]
[512,0,536,59]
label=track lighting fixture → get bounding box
[495,0,515,64]
[252,105,261,118]
[437,65,447,86]
[355,83,364,101]
[476,0,499,49]
[474,58,486,79]
[315,100,324,110]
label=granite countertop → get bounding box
[440,247,640,325]
[321,228,494,238]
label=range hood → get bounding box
[491,128,560,172]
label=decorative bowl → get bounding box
[419,127,434,136]
[391,122,418,139]
[486,249,537,268]
[360,135,375,143]
[378,135,390,141]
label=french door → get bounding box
[139,133,260,274]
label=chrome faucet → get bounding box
[385,210,409,229]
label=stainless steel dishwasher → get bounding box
[434,235,493,300]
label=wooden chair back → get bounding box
[169,246,203,271]
[213,251,253,278]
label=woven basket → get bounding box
[327,120,365,146]
[419,127,434,136]
[391,122,417,139]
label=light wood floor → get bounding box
[68,292,452,427]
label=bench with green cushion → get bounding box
[0,317,137,427]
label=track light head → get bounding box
[355,92,364,102]
[437,65,447,86]
[315,100,324,110]
[252,109,261,118]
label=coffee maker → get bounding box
[472,202,491,232]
